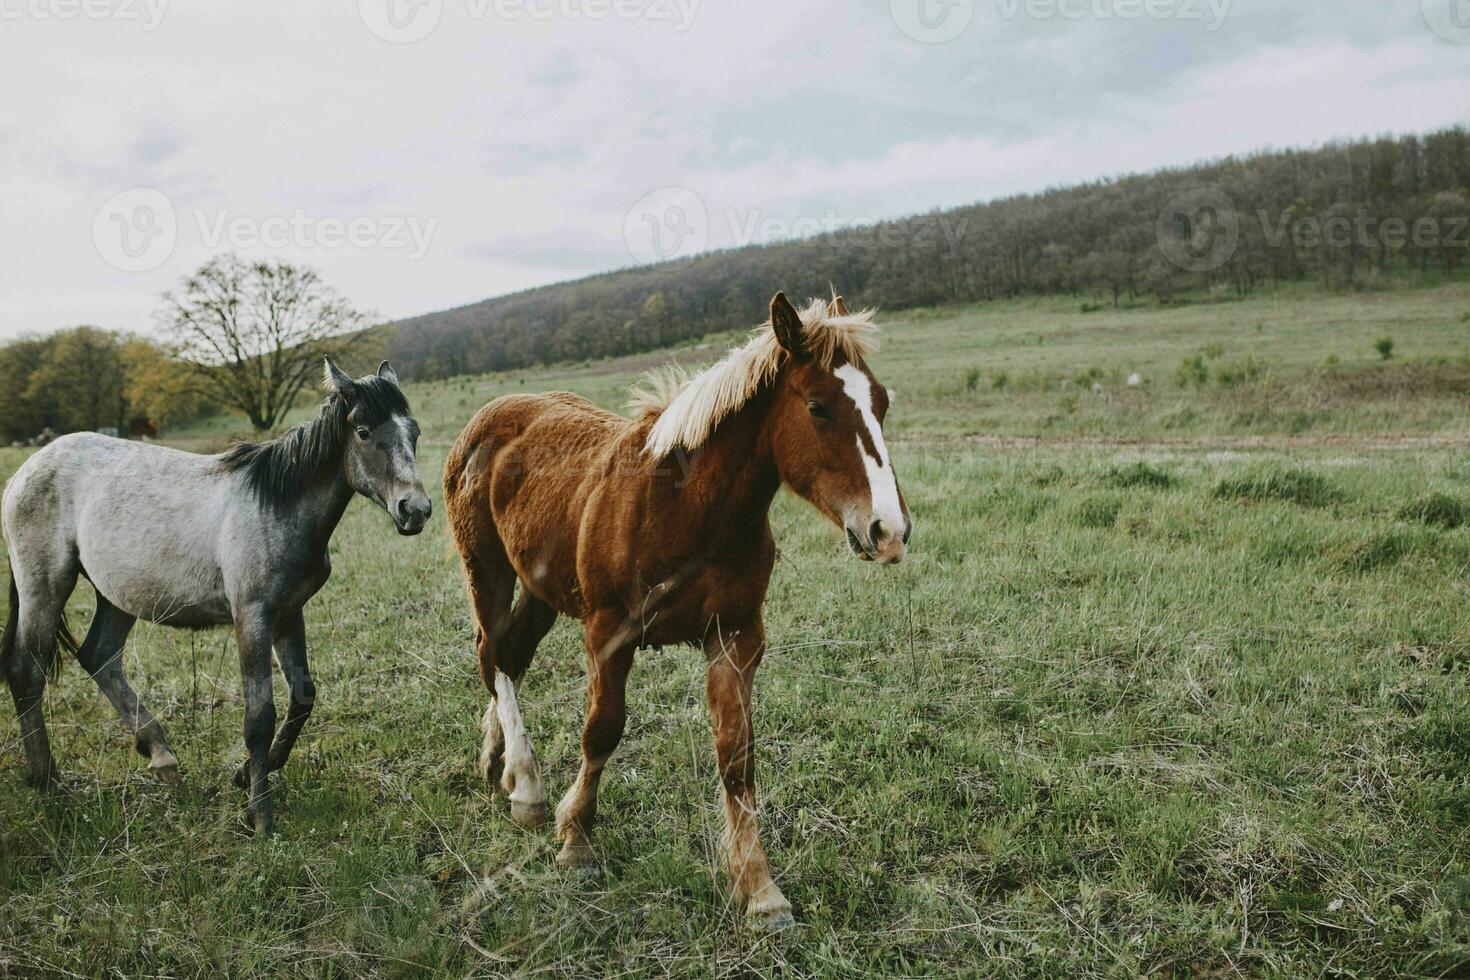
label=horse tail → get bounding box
[1,563,16,687]
[55,609,79,673]
[1,559,75,688]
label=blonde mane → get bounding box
[633,298,879,458]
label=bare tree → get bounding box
[158,254,373,430]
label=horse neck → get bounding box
[678,385,782,547]
[295,466,354,552]
[281,415,355,552]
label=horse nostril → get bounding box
[396,498,411,521]
[869,519,883,546]
[902,519,912,545]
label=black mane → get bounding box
[217,377,411,509]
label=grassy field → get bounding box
[3,280,1470,976]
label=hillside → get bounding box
[387,128,1470,382]
[152,277,1470,457]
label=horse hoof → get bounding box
[510,801,548,828]
[555,841,597,870]
[150,764,182,784]
[751,909,795,932]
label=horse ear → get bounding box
[377,360,399,387]
[770,292,806,358]
[831,295,850,317]
[323,356,355,396]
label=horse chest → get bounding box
[617,552,774,647]
[270,550,333,611]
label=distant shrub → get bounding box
[1105,461,1177,490]
[1214,465,1338,508]
[1080,302,1104,313]
[1176,355,1209,388]
[1374,336,1395,360]
[1071,366,1104,388]
[1202,343,1225,360]
[964,367,982,392]
[1397,493,1469,530]
[1075,496,1123,529]
[1214,356,1265,387]
[990,370,1010,391]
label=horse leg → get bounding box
[465,553,548,827]
[234,604,277,834]
[555,609,636,868]
[454,528,508,784]
[74,594,179,782]
[704,619,792,930]
[481,584,556,780]
[5,562,76,788]
[232,609,311,789]
[475,585,551,787]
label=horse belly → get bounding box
[87,558,232,627]
[77,495,232,627]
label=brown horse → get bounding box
[443,292,911,929]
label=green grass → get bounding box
[4,281,1470,976]
[1213,464,1340,508]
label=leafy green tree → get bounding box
[122,338,216,430]
[25,326,128,433]
[0,336,51,442]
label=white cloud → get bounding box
[0,0,1464,339]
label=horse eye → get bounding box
[356,426,371,440]
[808,401,829,420]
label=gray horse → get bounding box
[1,358,431,833]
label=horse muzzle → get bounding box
[845,515,910,565]
[393,492,433,536]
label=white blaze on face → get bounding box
[834,364,905,535]
[392,415,419,480]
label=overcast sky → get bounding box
[2,0,1467,339]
